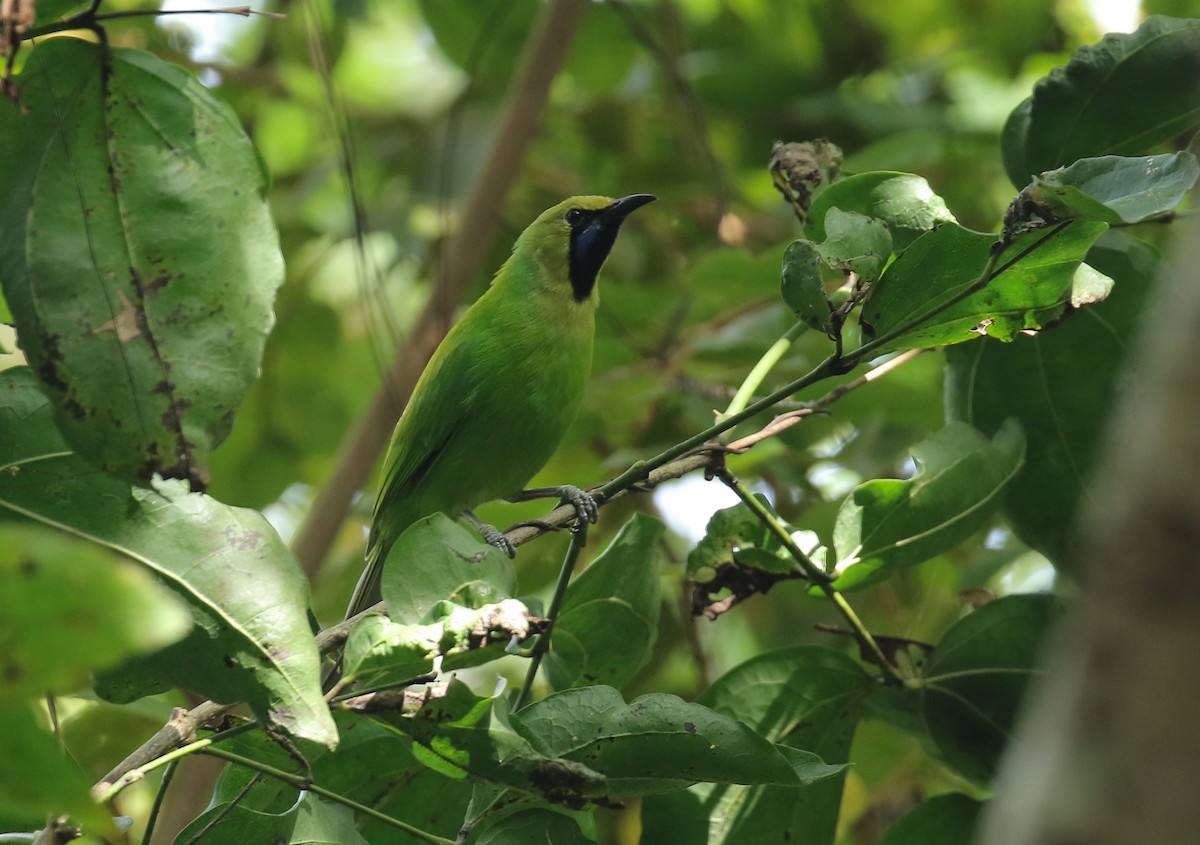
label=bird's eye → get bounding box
[566,208,585,226]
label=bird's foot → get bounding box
[557,484,599,524]
[479,521,517,558]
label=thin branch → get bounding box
[200,746,457,845]
[514,522,590,710]
[23,5,282,40]
[290,0,593,577]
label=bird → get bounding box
[344,194,656,619]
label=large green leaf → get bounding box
[860,221,1109,350]
[375,680,842,806]
[380,513,517,624]
[945,231,1158,567]
[469,809,593,845]
[173,793,368,845]
[641,646,873,845]
[516,685,845,796]
[0,523,191,703]
[0,38,284,487]
[1026,153,1199,225]
[879,793,984,845]
[920,594,1063,784]
[1002,16,1200,187]
[545,513,663,691]
[828,421,1025,593]
[0,704,112,831]
[0,368,335,747]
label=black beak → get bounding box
[603,194,657,221]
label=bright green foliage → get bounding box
[828,421,1026,593]
[1026,152,1199,224]
[4,4,1199,845]
[378,513,517,623]
[0,39,284,487]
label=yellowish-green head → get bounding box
[515,194,656,302]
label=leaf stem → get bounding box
[199,746,456,845]
[140,760,178,845]
[24,5,282,41]
[716,467,902,685]
[720,320,808,421]
[514,521,590,709]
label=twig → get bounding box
[716,468,902,684]
[290,0,593,577]
[200,746,457,845]
[514,521,590,709]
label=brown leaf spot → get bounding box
[93,290,142,343]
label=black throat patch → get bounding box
[567,208,621,302]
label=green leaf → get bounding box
[1028,153,1199,224]
[380,513,518,624]
[0,368,336,747]
[0,704,112,830]
[861,220,1109,350]
[343,598,535,685]
[0,38,284,487]
[515,685,846,796]
[816,209,893,282]
[369,678,610,802]
[173,793,368,845]
[0,523,191,702]
[1002,16,1200,187]
[805,171,956,251]
[945,231,1158,566]
[920,594,1064,784]
[827,421,1026,593]
[879,793,984,845]
[781,239,831,332]
[687,496,812,582]
[545,514,664,691]
[642,646,873,845]
[469,809,593,845]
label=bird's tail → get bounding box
[344,543,385,620]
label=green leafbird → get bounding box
[346,194,656,618]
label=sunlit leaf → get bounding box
[0,38,284,487]
[827,421,1025,593]
[861,221,1109,350]
[1027,152,1199,224]
[805,171,956,251]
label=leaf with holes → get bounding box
[0,38,283,487]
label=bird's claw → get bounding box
[479,522,517,558]
[559,485,599,524]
